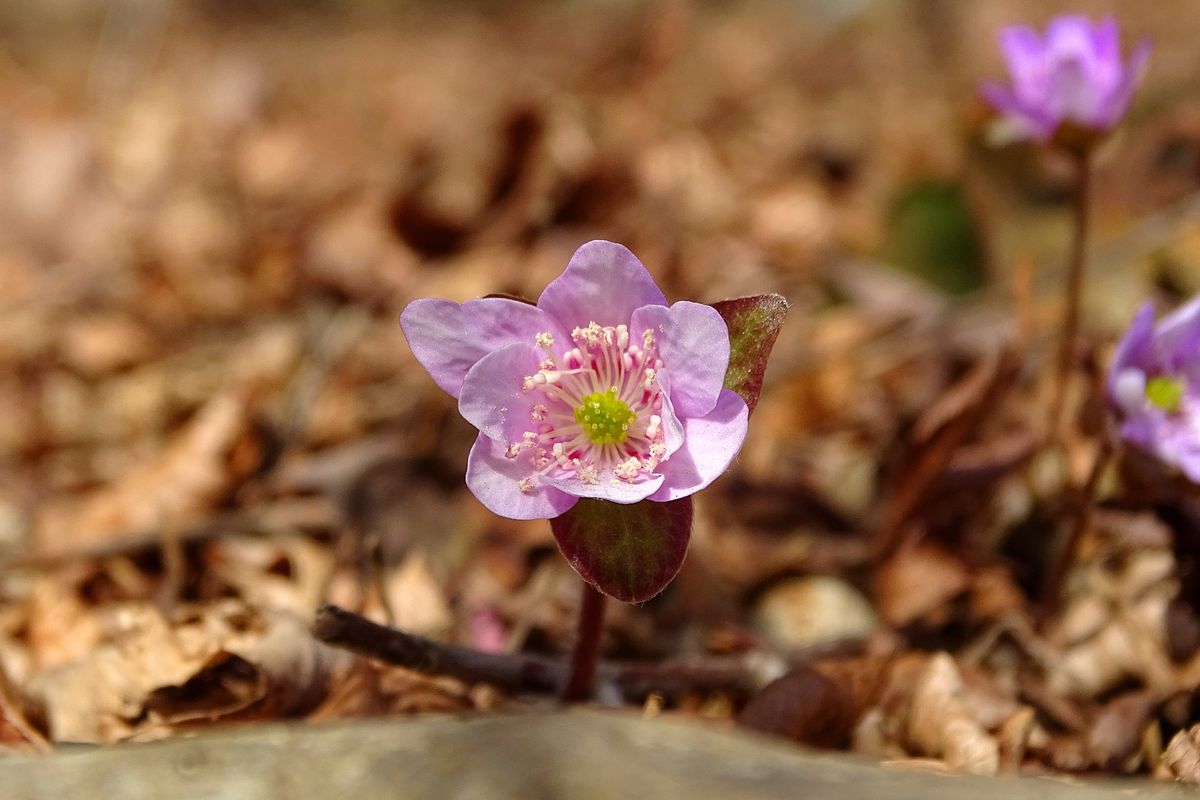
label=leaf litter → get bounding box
[2,0,1200,789]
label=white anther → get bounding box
[614,456,642,481]
[576,461,600,484]
[534,331,555,348]
[518,476,536,494]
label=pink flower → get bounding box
[401,240,748,520]
[1108,296,1200,482]
[981,15,1150,144]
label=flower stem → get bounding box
[1038,436,1113,629]
[1051,148,1093,433]
[561,581,607,702]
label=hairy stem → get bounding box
[1051,149,1093,433]
[561,581,607,702]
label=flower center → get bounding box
[1146,375,1184,413]
[575,389,635,445]
[507,322,669,493]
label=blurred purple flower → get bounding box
[981,15,1150,143]
[400,240,748,520]
[1108,297,1200,482]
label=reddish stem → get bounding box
[1051,148,1093,433]
[561,581,607,702]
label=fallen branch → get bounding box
[313,604,797,702]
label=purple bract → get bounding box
[1108,296,1200,482]
[400,240,749,520]
[981,15,1150,143]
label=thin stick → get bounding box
[313,604,563,694]
[1038,437,1113,629]
[312,603,814,702]
[561,582,607,702]
[1051,149,1094,433]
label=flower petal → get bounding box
[998,24,1045,95]
[649,389,748,502]
[1097,38,1151,127]
[1148,294,1200,372]
[1089,17,1120,72]
[458,343,540,443]
[466,434,578,520]
[630,301,730,418]
[400,297,565,398]
[537,240,667,330]
[540,469,664,505]
[656,371,686,459]
[980,82,1057,142]
[1108,301,1157,399]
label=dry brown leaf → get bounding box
[750,576,876,652]
[1158,725,1200,782]
[904,652,999,776]
[23,601,345,743]
[1086,690,1156,773]
[145,610,348,728]
[383,553,452,637]
[875,349,1017,552]
[34,392,261,554]
[874,541,971,628]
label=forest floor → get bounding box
[3,0,1200,790]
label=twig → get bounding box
[312,604,562,695]
[312,604,795,702]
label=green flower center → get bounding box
[575,389,636,445]
[1147,375,1184,413]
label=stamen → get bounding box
[614,456,642,481]
[513,318,669,489]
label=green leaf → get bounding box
[883,181,986,296]
[550,497,692,603]
[711,294,789,415]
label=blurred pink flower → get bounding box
[981,15,1150,143]
[1109,296,1200,482]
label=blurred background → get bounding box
[3,0,1200,747]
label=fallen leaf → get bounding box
[904,652,999,776]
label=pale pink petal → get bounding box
[656,371,686,459]
[980,81,1057,142]
[537,240,667,330]
[630,301,730,418]
[649,389,748,502]
[1155,294,1200,376]
[458,343,540,443]
[1089,17,1120,70]
[465,434,578,520]
[540,469,664,504]
[1107,302,1157,399]
[998,25,1045,95]
[400,297,565,398]
[1097,38,1151,126]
